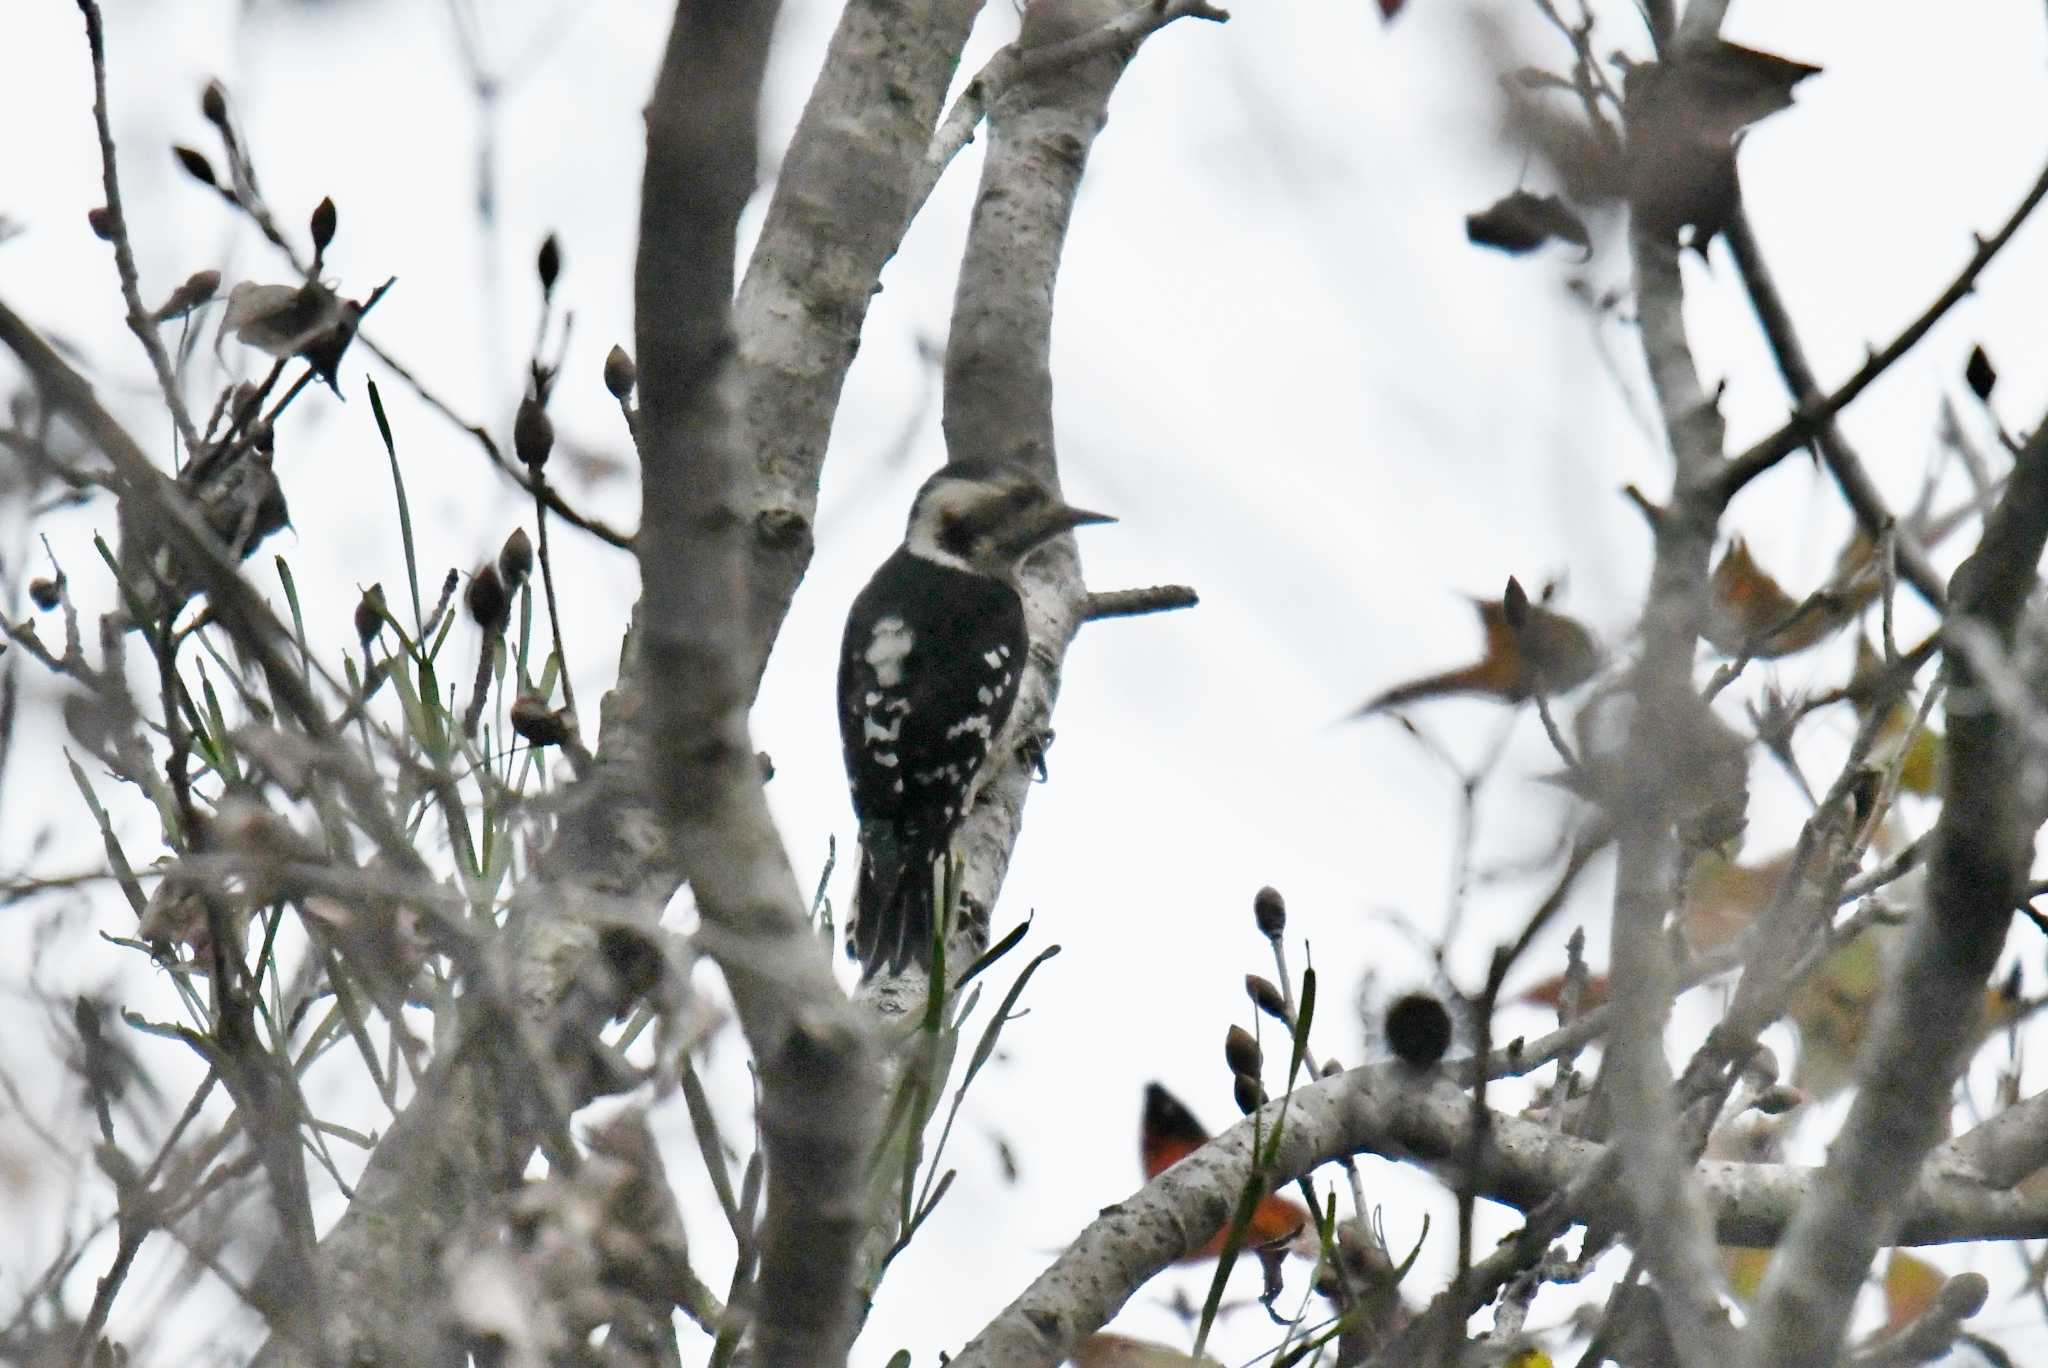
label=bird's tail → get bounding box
[849,822,941,979]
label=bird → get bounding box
[838,460,1114,978]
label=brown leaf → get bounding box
[1465,190,1590,256]
[1073,1334,1221,1368]
[1704,538,1852,657]
[1353,578,1601,714]
[1624,43,1820,243]
[1881,1250,1945,1333]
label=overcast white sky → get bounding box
[7,0,2048,1362]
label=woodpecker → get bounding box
[838,461,1114,977]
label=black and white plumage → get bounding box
[838,461,1114,977]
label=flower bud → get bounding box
[1254,886,1286,938]
[1232,1071,1266,1116]
[603,344,637,401]
[1224,1024,1263,1078]
[510,694,570,748]
[1245,974,1287,1021]
[173,146,217,188]
[497,527,533,587]
[513,396,553,470]
[29,577,61,611]
[87,207,115,240]
[310,197,337,256]
[465,563,509,634]
[536,234,562,295]
[354,583,385,648]
[200,80,229,127]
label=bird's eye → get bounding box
[937,513,975,558]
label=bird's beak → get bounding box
[1027,502,1116,546]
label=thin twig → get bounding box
[1718,153,2048,506]
[75,0,203,460]
[1081,584,1198,620]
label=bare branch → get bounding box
[1082,584,1200,621]
[1719,206,1948,610]
[1718,155,2048,505]
[955,1065,2048,1368]
[914,0,1229,216]
[74,0,203,460]
[634,4,883,1366]
[1589,211,1734,1368]
[1740,421,2048,1366]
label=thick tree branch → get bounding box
[1739,419,2048,1368]
[265,2,993,1356]
[860,0,1216,1021]
[1596,214,1734,1368]
[912,0,1228,217]
[727,0,986,672]
[633,5,882,1368]
[953,1065,2048,1368]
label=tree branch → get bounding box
[1739,418,2048,1368]
[250,3,996,1359]
[1593,212,1734,1368]
[1083,584,1200,621]
[859,0,1220,1022]
[633,5,883,1367]
[1716,155,2048,505]
[953,1065,2048,1368]
[1719,205,1948,610]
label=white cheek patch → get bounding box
[865,617,914,688]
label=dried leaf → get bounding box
[1881,1250,1945,1333]
[1624,43,1820,243]
[1141,1083,1310,1262]
[1965,344,1997,401]
[1073,1334,1222,1367]
[1465,190,1590,256]
[1352,579,1601,714]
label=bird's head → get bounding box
[902,461,1115,577]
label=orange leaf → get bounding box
[1140,1083,1311,1262]
[1882,1250,1944,1332]
[1353,578,1600,714]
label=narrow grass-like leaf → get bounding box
[681,1056,743,1238]
[66,753,145,915]
[275,555,311,673]
[366,380,423,632]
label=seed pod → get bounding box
[510,694,569,748]
[29,577,62,611]
[537,235,562,295]
[201,80,230,127]
[465,563,509,634]
[1232,1071,1266,1116]
[1254,886,1286,938]
[310,197,337,256]
[354,583,386,648]
[1224,1024,1263,1078]
[603,344,637,400]
[1245,974,1288,1021]
[498,527,533,586]
[173,146,217,188]
[1384,993,1452,1071]
[513,396,553,471]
